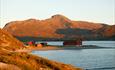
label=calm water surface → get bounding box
[32,41,115,70]
[37,41,115,47]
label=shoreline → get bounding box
[1,45,114,70]
[0,50,82,70]
[14,45,115,53]
[14,46,61,52]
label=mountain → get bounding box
[3,14,115,41]
[0,28,24,50]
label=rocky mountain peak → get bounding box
[25,18,39,22]
[51,14,71,22]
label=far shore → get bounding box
[14,46,60,53]
[14,45,115,53]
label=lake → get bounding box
[32,41,115,70]
[36,41,115,47]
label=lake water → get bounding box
[37,41,115,47]
[32,41,115,70]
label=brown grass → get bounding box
[0,50,82,70]
[0,62,21,70]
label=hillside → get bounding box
[0,28,24,50]
[0,51,81,70]
[3,14,115,41]
[0,28,81,70]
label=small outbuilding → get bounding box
[63,40,82,46]
[27,41,35,46]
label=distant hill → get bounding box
[3,14,115,41]
[0,28,24,50]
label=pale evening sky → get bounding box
[0,0,115,28]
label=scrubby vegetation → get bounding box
[0,28,82,70]
[0,50,81,70]
[0,28,24,51]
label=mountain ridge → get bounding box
[3,14,115,41]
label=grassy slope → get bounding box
[0,28,82,70]
[0,28,24,50]
[0,50,81,70]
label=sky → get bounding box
[0,0,115,28]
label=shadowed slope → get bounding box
[3,14,115,40]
